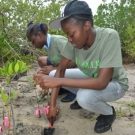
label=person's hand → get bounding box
[37,70,44,74]
[46,106,59,126]
[39,89,48,98]
[33,74,61,89]
[40,66,56,75]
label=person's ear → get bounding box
[37,32,43,38]
[84,21,91,31]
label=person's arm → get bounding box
[67,60,77,68]
[39,67,113,90]
[47,56,70,125]
[57,68,113,90]
[50,56,70,106]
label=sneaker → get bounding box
[94,106,116,133]
[70,100,82,110]
[61,92,76,102]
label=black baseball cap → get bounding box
[49,0,92,29]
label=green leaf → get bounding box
[8,62,14,76]
[11,88,15,94]
[0,68,3,76]
[5,61,10,73]
[9,93,18,99]
[0,89,9,104]
[5,77,11,84]
[19,67,27,73]
[0,68,5,77]
[14,63,20,73]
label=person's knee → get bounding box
[38,56,43,63]
[77,90,98,108]
[38,56,47,67]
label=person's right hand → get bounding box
[46,106,59,126]
[33,74,61,89]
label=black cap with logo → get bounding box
[49,0,92,29]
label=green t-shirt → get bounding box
[61,26,129,91]
[45,35,67,64]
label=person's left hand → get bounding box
[33,74,61,89]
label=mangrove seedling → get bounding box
[0,60,29,135]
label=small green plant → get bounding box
[0,60,29,135]
[27,77,51,129]
[114,100,135,117]
[127,101,135,109]
[116,107,127,117]
[124,101,135,116]
[0,60,29,84]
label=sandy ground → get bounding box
[0,63,135,135]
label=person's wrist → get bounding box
[57,78,62,87]
[49,102,55,107]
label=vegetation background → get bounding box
[0,0,135,66]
